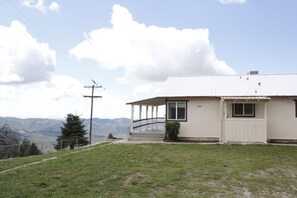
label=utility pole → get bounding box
[84,81,102,145]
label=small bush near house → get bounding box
[165,122,180,141]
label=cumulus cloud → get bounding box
[219,0,247,5]
[23,75,84,101]
[48,2,60,12]
[0,74,87,118]
[0,21,56,84]
[21,0,60,12]
[71,4,236,85]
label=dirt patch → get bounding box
[123,172,149,186]
[244,168,297,179]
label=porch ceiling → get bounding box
[126,97,166,106]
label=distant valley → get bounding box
[0,117,130,152]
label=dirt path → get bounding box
[0,157,58,174]
[0,146,98,174]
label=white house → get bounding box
[127,73,297,144]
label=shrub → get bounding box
[165,122,180,141]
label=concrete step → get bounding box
[128,131,165,142]
[128,137,164,142]
[130,132,165,138]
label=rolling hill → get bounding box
[0,117,130,152]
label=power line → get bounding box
[1,0,94,78]
[83,81,102,145]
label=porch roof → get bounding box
[221,96,271,101]
[126,97,166,106]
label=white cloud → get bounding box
[48,2,60,12]
[23,75,84,101]
[0,75,87,118]
[0,86,14,98]
[219,0,247,5]
[97,92,130,118]
[0,21,56,84]
[133,82,165,95]
[71,4,236,85]
[0,77,130,119]
[20,0,60,12]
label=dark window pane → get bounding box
[244,104,254,115]
[168,103,176,119]
[234,104,243,115]
[177,102,185,120]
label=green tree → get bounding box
[29,142,41,155]
[55,114,88,150]
[20,139,41,157]
[20,138,31,157]
[0,124,19,159]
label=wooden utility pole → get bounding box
[84,83,102,145]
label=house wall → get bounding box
[179,98,221,141]
[267,97,297,141]
[170,96,297,142]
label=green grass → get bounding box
[0,143,297,197]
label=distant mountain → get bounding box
[0,117,130,152]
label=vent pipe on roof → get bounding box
[247,70,259,75]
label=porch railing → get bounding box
[132,117,166,131]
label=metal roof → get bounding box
[158,74,297,97]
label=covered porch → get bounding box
[127,97,166,139]
[221,96,270,143]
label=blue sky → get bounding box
[0,0,296,119]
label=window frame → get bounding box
[232,103,255,117]
[166,101,187,121]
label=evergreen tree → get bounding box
[20,139,41,157]
[20,138,31,157]
[29,142,41,155]
[55,114,88,150]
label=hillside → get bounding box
[0,143,297,197]
[0,117,130,151]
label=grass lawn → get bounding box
[0,142,297,197]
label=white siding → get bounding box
[267,97,297,139]
[179,98,221,138]
[224,119,266,143]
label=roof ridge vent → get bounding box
[248,70,259,75]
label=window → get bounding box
[167,101,187,121]
[232,103,255,117]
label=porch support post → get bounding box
[139,105,142,131]
[223,101,227,143]
[156,106,158,130]
[219,98,223,143]
[165,98,168,122]
[130,104,134,132]
[264,102,268,143]
[151,106,154,130]
[146,105,149,130]
[151,106,154,118]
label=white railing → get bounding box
[223,118,267,143]
[132,117,165,132]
